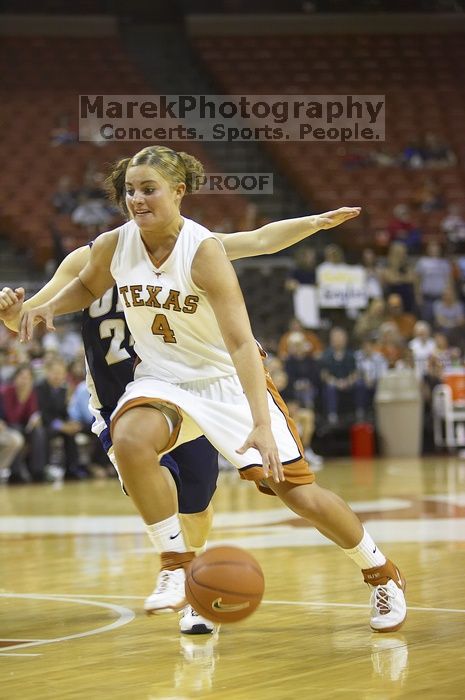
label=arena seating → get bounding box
[191,33,465,241]
[0,36,249,266]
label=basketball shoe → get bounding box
[363,560,407,632]
[144,551,195,614]
[179,605,217,635]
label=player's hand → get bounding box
[20,303,56,342]
[236,425,285,483]
[0,286,25,325]
[311,206,361,232]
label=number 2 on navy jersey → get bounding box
[99,319,133,365]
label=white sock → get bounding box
[191,543,207,555]
[342,527,386,569]
[146,514,187,553]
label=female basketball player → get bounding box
[0,191,360,634]
[17,146,406,632]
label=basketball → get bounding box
[185,545,265,623]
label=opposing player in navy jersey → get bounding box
[0,206,360,633]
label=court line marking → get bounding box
[0,593,135,653]
[261,600,465,614]
[7,592,464,615]
[0,653,41,657]
[0,501,412,534]
[0,638,48,641]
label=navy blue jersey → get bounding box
[82,285,135,414]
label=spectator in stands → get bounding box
[441,204,465,254]
[423,351,444,392]
[50,113,78,147]
[267,357,322,466]
[68,380,113,478]
[415,240,453,323]
[409,321,436,378]
[377,322,409,369]
[381,241,418,312]
[71,194,115,232]
[8,338,31,372]
[0,392,25,483]
[432,331,461,372]
[2,363,47,483]
[422,347,447,454]
[421,132,457,168]
[51,175,79,215]
[401,139,425,169]
[0,346,14,386]
[42,320,83,363]
[432,285,465,344]
[384,293,417,340]
[319,327,358,425]
[36,358,83,480]
[454,250,465,304]
[285,245,317,289]
[285,246,320,328]
[412,176,444,212]
[316,243,351,327]
[283,332,321,410]
[369,146,398,167]
[26,340,48,380]
[387,204,422,254]
[361,247,383,300]
[354,335,388,420]
[320,242,345,267]
[354,298,386,342]
[82,160,107,200]
[67,356,86,390]
[277,317,323,360]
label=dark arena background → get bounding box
[2,2,465,698]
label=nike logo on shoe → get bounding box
[211,598,250,612]
[169,532,181,540]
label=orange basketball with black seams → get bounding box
[185,545,265,623]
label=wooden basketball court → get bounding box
[2,455,465,699]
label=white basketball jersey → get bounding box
[110,217,237,383]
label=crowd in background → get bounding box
[262,222,465,458]
[0,328,113,484]
[1,201,465,483]
[345,133,457,172]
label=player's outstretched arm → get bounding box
[20,231,117,341]
[217,206,361,260]
[0,247,91,332]
[27,246,91,308]
[192,238,284,484]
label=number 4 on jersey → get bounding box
[151,313,177,343]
